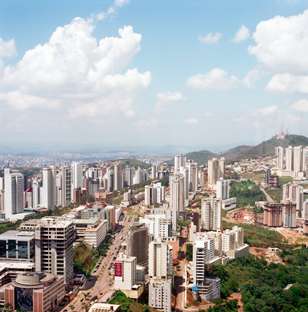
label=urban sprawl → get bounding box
[0,142,307,312]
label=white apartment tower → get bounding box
[148,239,172,279]
[149,279,171,312]
[216,178,230,200]
[4,169,24,218]
[174,154,186,173]
[201,197,222,231]
[114,253,136,290]
[114,162,123,191]
[42,167,56,211]
[71,162,83,190]
[169,174,185,233]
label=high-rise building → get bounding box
[186,160,198,193]
[283,182,304,218]
[148,279,172,312]
[282,202,297,228]
[41,167,56,211]
[192,235,220,300]
[276,145,308,177]
[263,203,283,227]
[124,166,134,187]
[174,154,186,173]
[144,182,165,206]
[148,239,172,279]
[169,174,185,233]
[71,162,83,190]
[127,223,149,267]
[275,146,285,170]
[201,198,221,231]
[114,253,136,290]
[4,169,24,218]
[32,178,41,209]
[285,146,293,172]
[208,158,224,188]
[133,167,146,185]
[216,178,230,200]
[60,166,72,207]
[114,162,123,191]
[151,164,158,179]
[293,146,303,174]
[32,217,75,284]
[140,213,172,241]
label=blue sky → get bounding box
[1,0,308,152]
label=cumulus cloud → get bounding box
[233,25,250,43]
[266,73,308,93]
[249,10,308,74]
[95,0,129,21]
[187,68,240,90]
[291,99,308,112]
[0,38,16,60]
[156,91,184,111]
[198,32,222,44]
[0,17,151,117]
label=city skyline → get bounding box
[1,0,308,149]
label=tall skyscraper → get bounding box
[192,235,220,301]
[71,162,83,190]
[201,197,221,231]
[187,160,198,193]
[216,178,230,200]
[208,158,224,188]
[275,146,284,170]
[4,169,24,218]
[285,146,294,172]
[293,146,303,174]
[148,239,172,279]
[42,167,56,211]
[127,223,149,267]
[124,166,134,187]
[169,174,184,233]
[32,178,41,209]
[174,154,186,173]
[33,217,75,284]
[60,166,72,207]
[114,162,123,191]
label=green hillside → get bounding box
[184,134,308,164]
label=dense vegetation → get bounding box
[230,180,266,207]
[74,233,113,276]
[223,221,287,248]
[185,150,217,165]
[109,291,150,312]
[205,300,238,312]
[210,248,308,312]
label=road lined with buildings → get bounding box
[63,208,137,312]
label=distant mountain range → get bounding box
[185,134,308,165]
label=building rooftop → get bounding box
[89,303,120,312]
[0,230,35,241]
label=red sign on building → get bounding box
[114,262,123,277]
